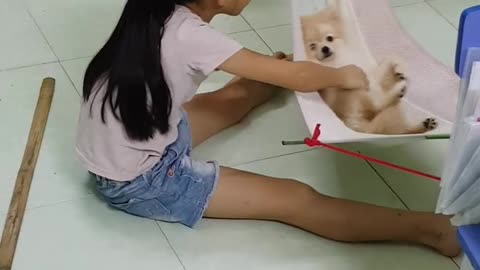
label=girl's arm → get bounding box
[218,48,368,92]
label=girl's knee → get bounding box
[268,180,319,222]
[216,91,253,123]
[288,180,318,200]
[282,180,320,209]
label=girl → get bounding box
[76,0,459,256]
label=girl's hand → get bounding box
[270,52,368,90]
[271,52,293,61]
[337,65,369,90]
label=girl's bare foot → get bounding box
[420,215,461,257]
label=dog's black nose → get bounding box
[322,46,330,54]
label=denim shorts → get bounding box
[94,114,219,228]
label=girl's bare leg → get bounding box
[205,167,460,257]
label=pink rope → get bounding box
[304,124,441,182]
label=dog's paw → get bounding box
[395,72,406,81]
[392,80,408,98]
[423,118,438,130]
[381,56,407,80]
[392,62,407,81]
[399,85,407,98]
[390,61,408,97]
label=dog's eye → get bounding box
[309,43,317,50]
[326,36,334,42]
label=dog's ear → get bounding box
[299,16,311,37]
[300,16,306,25]
[300,14,315,25]
[325,9,340,21]
[310,8,339,22]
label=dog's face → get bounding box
[304,25,342,62]
[301,10,344,62]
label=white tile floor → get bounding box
[0,0,478,269]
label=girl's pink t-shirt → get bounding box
[75,5,243,181]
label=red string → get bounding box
[304,124,441,182]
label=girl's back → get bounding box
[75,4,242,181]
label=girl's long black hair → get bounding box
[83,0,193,141]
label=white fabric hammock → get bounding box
[291,0,459,144]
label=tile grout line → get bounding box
[240,14,275,54]
[60,60,82,96]
[229,148,314,168]
[0,56,93,73]
[424,1,459,30]
[451,258,461,269]
[363,159,411,211]
[155,222,188,270]
[26,10,81,96]
[225,22,291,36]
[225,28,254,35]
[13,193,95,215]
[239,22,291,32]
[391,1,427,8]
[0,60,60,72]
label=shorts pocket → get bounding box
[97,177,147,200]
[111,197,178,222]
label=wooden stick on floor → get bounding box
[0,78,55,270]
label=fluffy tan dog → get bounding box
[300,0,437,135]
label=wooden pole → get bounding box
[0,78,55,270]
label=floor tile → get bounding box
[160,150,456,270]
[61,57,91,93]
[358,140,450,212]
[10,196,184,270]
[242,0,291,29]
[390,0,424,7]
[25,0,126,60]
[0,63,91,213]
[211,14,252,34]
[256,25,293,54]
[393,2,458,67]
[230,30,272,55]
[0,0,56,70]
[427,0,480,29]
